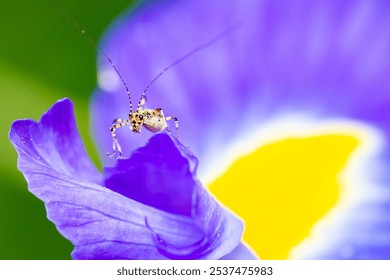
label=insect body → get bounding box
[58,8,242,159]
[107,105,179,158]
[132,108,178,135]
[98,43,182,159]
[99,22,242,159]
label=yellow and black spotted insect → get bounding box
[59,8,241,159]
[99,24,241,159]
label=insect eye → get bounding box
[139,115,143,120]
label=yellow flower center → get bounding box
[209,134,359,259]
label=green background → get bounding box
[0,0,135,259]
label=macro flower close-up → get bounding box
[4,0,390,260]
[9,98,254,259]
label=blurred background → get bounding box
[0,0,135,259]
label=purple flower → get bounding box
[91,0,390,259]
[9,98,255,259]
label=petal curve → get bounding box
[9,98,245,259]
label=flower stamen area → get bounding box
[209,122,382,259]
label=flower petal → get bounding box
[90,0,256,175]
[104,134,245,259]
[10,98,101,184]
[92,0,390,169]
[104,133,196,216]
[90,0,390,259]
[9,99,244,259]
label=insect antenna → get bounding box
[55,6,133,113]
[137,21,244,110]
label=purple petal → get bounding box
[9,98,244,259]
[104,133,245,259]
[10,98,101,184]
[104,134,196,216]
[91,0,257,173]
[90,0,390,259]
[92,0,390,167]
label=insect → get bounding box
[98,24,243,159]
[102,46,182,159]
[107,95,180,159]
[61,7,243,159]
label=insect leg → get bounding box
[106,118,130,159]
[165,116,180,139]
